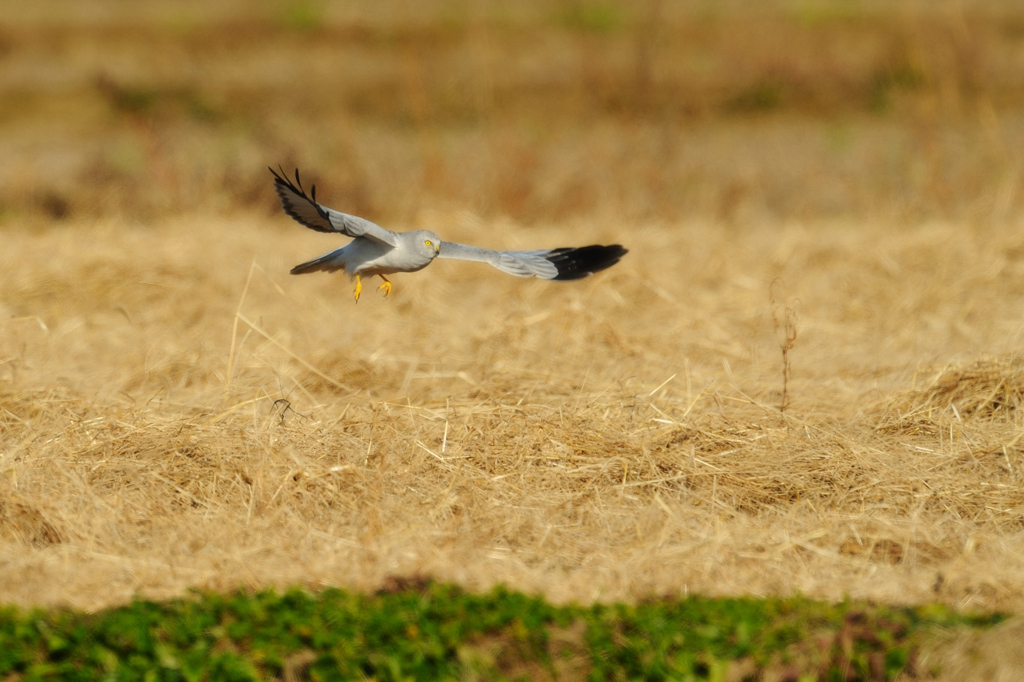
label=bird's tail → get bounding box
[290,248,345,275]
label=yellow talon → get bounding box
[353,274,362,302]
[377,275,392,298]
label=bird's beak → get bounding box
[435,243,441,255]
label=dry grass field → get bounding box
[3,0,1024,623]
[6,211,1024,617]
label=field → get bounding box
[0,585,1010,680]
[3,0,1024,655]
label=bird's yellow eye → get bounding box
[425,240,432,247]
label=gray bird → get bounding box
[271,167,627,302]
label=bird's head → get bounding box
[415,230,442,258]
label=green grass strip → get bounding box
[0,582,1002,681]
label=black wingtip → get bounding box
[269,165,334,227]
[546,244,627,280]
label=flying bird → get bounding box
[270,167,627,302]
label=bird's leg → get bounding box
[377,275,392,298]
[353,274,362,303]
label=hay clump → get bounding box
[875,356,1024,438]
[923,358,1024,420]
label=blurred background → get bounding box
[2,0,1023,228]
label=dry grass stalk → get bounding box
[770,279,798,415]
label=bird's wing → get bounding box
[437,242,627,280]
[270,167,398,247]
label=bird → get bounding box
[270,167,627,302]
